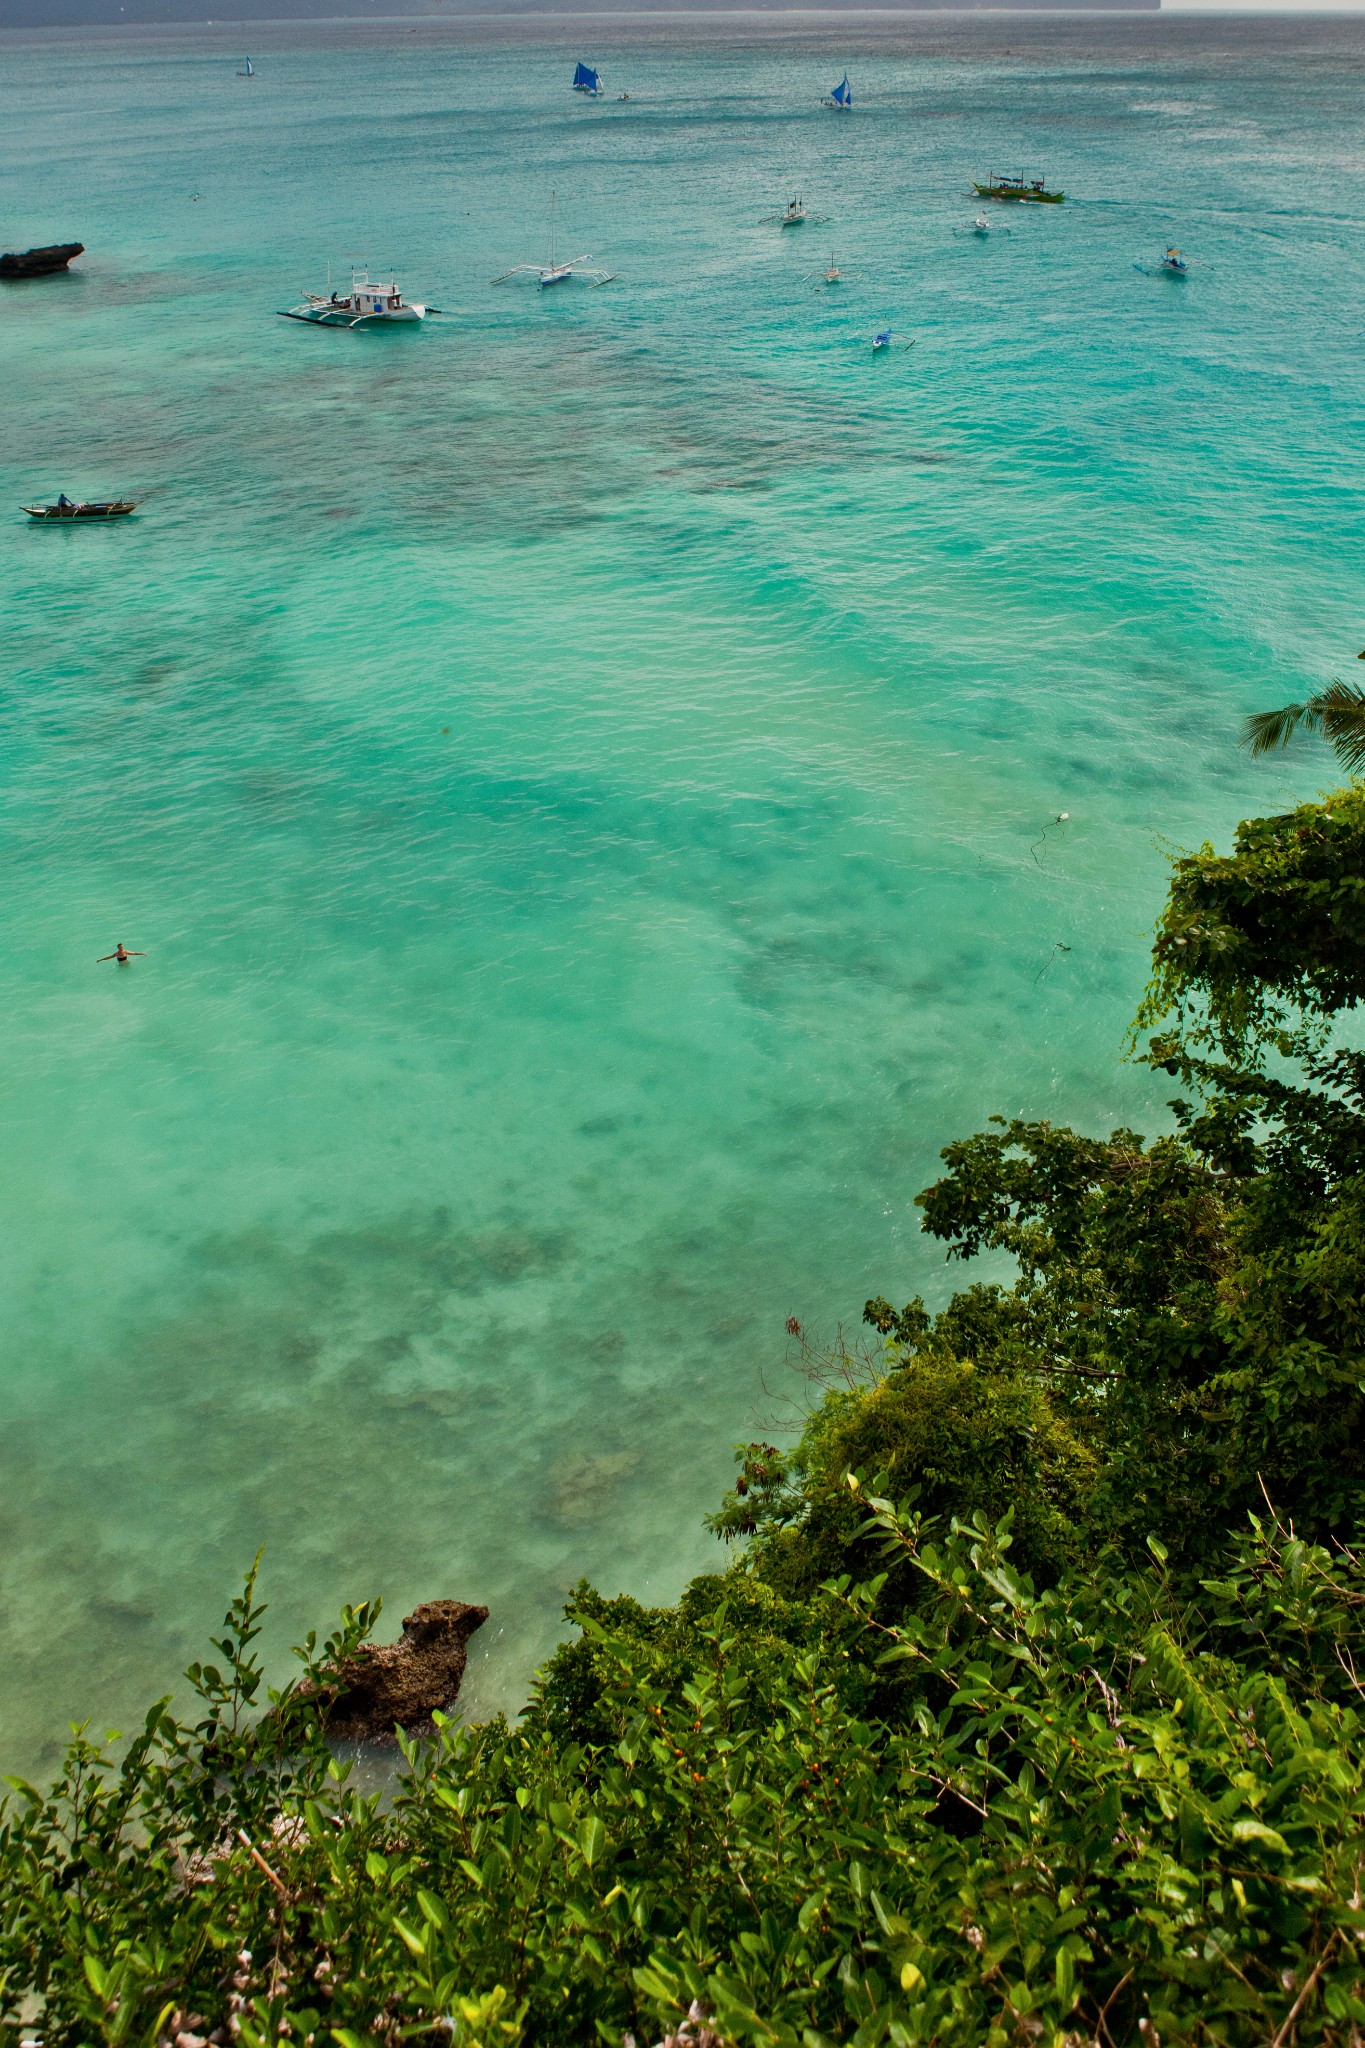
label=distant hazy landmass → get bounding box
[0,0,1158,25]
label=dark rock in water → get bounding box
[308,1600,488,1743]
[0,242,85,278]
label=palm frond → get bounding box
[1242,701,1312,757]
[1242,682,1365,774]
[1316,681,1365,772]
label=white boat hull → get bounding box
[285,302,426,326]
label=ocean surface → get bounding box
[1,9,1362,1776]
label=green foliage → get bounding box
[708,1358,1097,1605]
[1138,783,1365,1060]
[5,1511,1364,2048]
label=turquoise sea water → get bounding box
[1,10,1363,1774]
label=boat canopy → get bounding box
[829,74,851,105]
[573,62,603,92]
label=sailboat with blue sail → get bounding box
[572,62,603,96]
[824,74,852,110]
[238,55,254,76]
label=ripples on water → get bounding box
[0,11,1361,1773]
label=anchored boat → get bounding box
[280,272,427,327]
[24,497,137,520]
[974,173,1064,204]
[492,192,616,289]
[762,196,828,228]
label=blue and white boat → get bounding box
[572,62,603,96]
[238,55,254,76]
[824,74,852,110]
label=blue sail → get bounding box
[829,75,851,106]
[572,62,602,93]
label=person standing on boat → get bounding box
[57,493,73,510]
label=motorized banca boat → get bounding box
[280,272,428,327]
[572,62,603,95]
[24,496,137,519]
[823,74,852,109]
[1159,246,1188,274]
[974,172,1064,204]
[972,214,992,235]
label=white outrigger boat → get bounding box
[280,271,429,328]
[491,193,616,289]
[805,250,850,285]
[763,196,827,228]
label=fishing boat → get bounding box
[871,329,914,352]
[762,196,827,228]
[1158,246,1188,274]
[280,271,428,327]
[24,497,137,520]
[973,172,1064,204]
[238,56,253,76]
[823,74,852,110]
[972,214,992,235]
[492,192,616,289]
[572,61,603,95]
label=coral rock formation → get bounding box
[313,1600,488,1742]
[0,242,85,278]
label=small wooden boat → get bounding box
[23,498,138,520]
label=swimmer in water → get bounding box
[97,943,146,965]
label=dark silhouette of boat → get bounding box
[23,498,138,520]
[1,242,85,278]
[973,174,1064,204]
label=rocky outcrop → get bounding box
[0,243,85,278]
[309,1600,488,1743]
